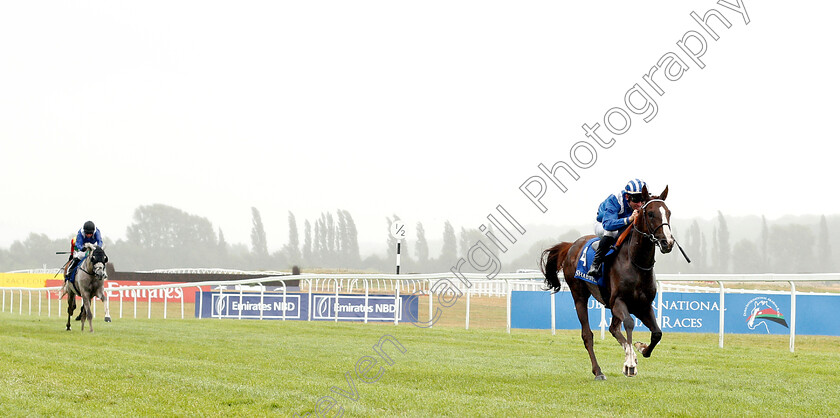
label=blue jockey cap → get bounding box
[624,179,646,195]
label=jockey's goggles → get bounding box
[627,193,644,203]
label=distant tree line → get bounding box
[0,206,836,274]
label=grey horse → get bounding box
[63,246,111,332]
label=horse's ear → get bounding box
[641,184,651,201]
[660,185,669,200]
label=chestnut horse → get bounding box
[541,185,674,380]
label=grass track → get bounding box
[2,312,839,417]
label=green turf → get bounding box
[2,312,839,417]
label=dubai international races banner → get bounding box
[511,290,840,336]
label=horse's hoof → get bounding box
[623,366,637,377]
[105,317,112,323]
[633,341,647,355]
[594,374,606,381]
[65,327,71,331]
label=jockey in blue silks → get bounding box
[66,220,104,321]
[587,179,646,276]
[67,220,103,280]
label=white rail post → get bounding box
[282,281,288,321]
[550,290,556,336]
[197,287,204,319]
[428,281,433,328]
[238,286,244,320]
[465,286,471,330]
[506,279,511,334]
[307,279,313,322]
[656,281,663,327]
[789,281,796,353]
[364,279,369,324]
[718,281,725,349]
[334,278,340,323]
[259,283,265,321]
[600,303,606,340]
[394,279,400,326]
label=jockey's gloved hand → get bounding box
[74,250,86,259]
[84,243,97,251]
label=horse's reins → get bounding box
[631,199,691,268]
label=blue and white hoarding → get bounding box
[511,290,840,336]
[195,291,418,322]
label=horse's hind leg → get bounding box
[573,298,605,380]
[66,296,75,331]
[633,306,662,358]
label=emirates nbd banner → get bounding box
[194,291,418,322]
[511,290,840,336]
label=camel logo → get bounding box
[743,296,788,333]
[215,294,228,316]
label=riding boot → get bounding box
[588,235,616,277]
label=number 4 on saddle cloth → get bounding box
[573,237,616,287]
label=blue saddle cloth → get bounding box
[573,237,615,287]
[66,255,88,283]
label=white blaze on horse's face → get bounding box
[659,206,675,250]
[94,262,107,280]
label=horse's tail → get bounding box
[541,242,573,293]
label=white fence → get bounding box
[3,272,839,352]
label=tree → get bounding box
[123,204,218,269]
[218,228,228,256]
[818,215,833,272]
[326,212,336,256]
[769,224,814,273]
[439,221,457,270]
[415,222,429,266]
[342,210,360,266]
[250,207,268,258]
[302,220,312,265]
[760,215,769,272]
[731,239,763,273]
[336,210,348,265]
[284,212,301,265]
[685,220,705,272]
[715,211,730,273]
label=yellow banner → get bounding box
[0,273,52,288]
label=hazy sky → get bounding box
[1,1,836,255]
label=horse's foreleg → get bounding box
[573,299,604,380]
[609,300,638,377]
[82,297,94,333]
[99,291,112,323]
[634,306,662,358]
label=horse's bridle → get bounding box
[80,249,108,279]
[631,199,691,266]
[632,199,669,247]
